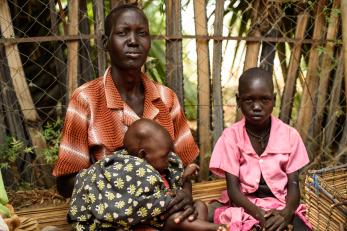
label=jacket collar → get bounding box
[103,67,160,119]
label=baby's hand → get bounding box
[182,163,199,179]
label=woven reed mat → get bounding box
[15,179,226,230]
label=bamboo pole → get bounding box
[236,0,261,121]
[243,0,261,71]
[211,0,224,145]
[342,0,347,106]
[194,0,211,180]
[311,0,340,144]
[277,42,288,81]
[49,0,66,111]
[296,0,326,142]
[279,12,309,123]
[79,0,94,83]
[93,0,106,77]
[324,51,344,150]
[67,0,79,100]
[165,0,184,105]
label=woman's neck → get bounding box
[111,66,143,93]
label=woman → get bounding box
[53,3,199,226]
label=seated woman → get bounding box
[68,119,227,231]
[53,3,199,228]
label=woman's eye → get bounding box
[138,31,148,36]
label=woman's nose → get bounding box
[127,32,138,46]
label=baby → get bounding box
[68,118,227,231]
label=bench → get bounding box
[16,180,227,230]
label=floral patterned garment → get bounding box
[68,150,184,231]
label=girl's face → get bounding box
[237,78,275,127]
[107,9,151,70]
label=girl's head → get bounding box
[123,119,174,173]
[236,67,275,127]
[104,3,151,70]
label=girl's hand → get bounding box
[263,208,294,231]
[254,208,267,228]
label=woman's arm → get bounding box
[264,171,300,231]
[226,173,267,226]
[56,173,77,198]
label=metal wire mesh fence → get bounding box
[0,0,345,189]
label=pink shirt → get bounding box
[210,115,310,203]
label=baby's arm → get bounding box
[264,171,300,231]
[225,173,267,227]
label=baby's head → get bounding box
[123,119,173,173]
[236,67,275,127]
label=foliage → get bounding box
[40,118,63,164]
[0,137,33,170]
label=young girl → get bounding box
[209,68,312,231]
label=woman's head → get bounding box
[104,4,151,70]
[236,67,275,127]
[123,119,174,173]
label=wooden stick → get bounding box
[211,0,224,145]
[279,12,309,123]
[194,0,211,181]
[93,0,106,77]
[310,0,341,154]
[296,0,326,142]
[67,0,79,101]
[165,0,184,105]
[341,0,347,106]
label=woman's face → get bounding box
[107,9,151,70]
[237,78,275,127]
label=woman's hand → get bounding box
[263,208,294,231]
[160,189,197,223]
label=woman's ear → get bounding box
[102,34,109,51]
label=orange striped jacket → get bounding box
[53,68,199,176]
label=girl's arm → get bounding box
[226,173,267,226]
[264,171,300,231]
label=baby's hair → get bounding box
[238,67,274,94]
[123,119,173,156]
[104,2,147,37]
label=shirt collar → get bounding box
[103,67,161,115]
[238,115,292,155]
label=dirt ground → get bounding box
[7,189,68,211]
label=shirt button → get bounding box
[255,179,260,183]
[259,159,264,164]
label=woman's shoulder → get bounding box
[69,77,104,101]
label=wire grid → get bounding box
[0,0,345,189]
